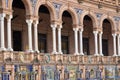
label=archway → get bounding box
[102,19,112,56]
[61,11,73,54]
[11,0,26,51]
[38,5,51,53]
[83,15,94,55]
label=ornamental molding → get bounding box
[6,0,8,8]
[30,0,37,14]
[53,2,62,19]
[95,13,102,19]
[114,16,120,21]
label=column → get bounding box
[33,20,39,53]
[79,28,84,55]
[99,32,103,56]
[51,24,57,54]
[93,31,99,56]
[57,25,62,54]
[26,19,33,52]
[7,15,13,51]
[112,33,117,56]
[73,28,79,55]
[0,13,6,51]
[117,34,120,56]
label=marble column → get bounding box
[51,24,57,54]
[93,31,99,56]
[0,13,6,51]
[73,28,79,55]
[99,32,103,56]
[57,25,62,54]
[26,19,33,52]
[112,33,117,56]
[33,21,39,53]
[79,29,84,55]
[7,15,13,51]
[117,34,120,56]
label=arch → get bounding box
[10,0,32,15]
[100,14,116,32]
[80,11,97,29]
[59,5,78,25]
[35,1,56,21]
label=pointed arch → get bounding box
[80,11,97,29]
[35,1,56,21]
[100,14,116,32]
[9,0,32,15]
[59,5,78,25]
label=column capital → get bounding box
[6,14,12,20]
[0,13,6,18]
[117,34,120,37]
[99,31,103,34]
[93,31,98,34]
[73,27,79,31]
[57,24,62,29]
[112,33,117,37]
[51,24,57,28]
[33,20,38,25]
[79,28,83,32]
[26,19,33,24]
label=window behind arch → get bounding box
[38,33,47,53]
[62,36,69,54]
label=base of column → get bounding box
[58,52,63,54]
[74,53,79,55]
[34,50,39,53]
[26,50,34,53]
[7,48,13,51]
[52,51,57,54]
[99,53,104,56]
[113,54,118,56]
[94,53,99,56]
[0,47,6,51]
[79,52,84,55]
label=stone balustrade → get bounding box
[0,51,119,65]
[0,51,119,80]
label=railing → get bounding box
[0,51,119,65]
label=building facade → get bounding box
[0,0,120,80]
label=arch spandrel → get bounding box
[80,11,97,29]
[35,1,56,21]
[59,5,78,25]
[9,0,32,15]
[100,14,116,32]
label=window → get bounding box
[62,36,69,54]
[13,31,22,51]
[83,38,89,55]
[102,39,108,56]
[38,33,47,53]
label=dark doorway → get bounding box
[83,38,89,55]
[13,31,22,51]
[62,36,69,54]
[38,33,47,53]
[102,39,108,56]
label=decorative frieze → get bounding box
[53,3,62,19]
[96,13,102,27]
[30,0,37,14]
[6,0,8,8]
[75,8,83,25]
